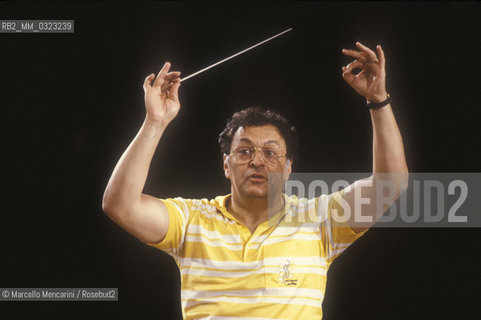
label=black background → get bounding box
[1,1,481,319]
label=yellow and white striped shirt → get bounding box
[147,191,366,320]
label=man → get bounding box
[102,42,408,319]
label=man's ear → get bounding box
[223,154,230,179]
[284,159,292,180]
[286,159,292,174]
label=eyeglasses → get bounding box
[230,145,287,165]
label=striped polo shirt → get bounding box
[147,191,366,320]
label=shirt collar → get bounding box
[214,194,290,227]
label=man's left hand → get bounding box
[342,42,388,103]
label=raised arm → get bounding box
[340,42,409,233]
[102,62,181,243]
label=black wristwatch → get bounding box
[367,94,391,109]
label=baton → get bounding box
[162,27,292,89]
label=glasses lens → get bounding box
[234,146,254,163]
[261,148,280,164]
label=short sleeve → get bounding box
[320,190,367,265]
[146,198,190,258]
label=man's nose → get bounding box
[250,148,264,166]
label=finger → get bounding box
[164,71,181,82]
[153,62,171,88]
[342,49,367,62]
[377,45,386,68]
[143,73,155,91]
[166,71,181,77]
[161,73,181,91]
[355,42,377,60]
[344,60,365,73]
[168,79,181,102]
[342,67,356,85]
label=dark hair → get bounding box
[218,107,298,161]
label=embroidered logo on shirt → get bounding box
[279,260,298,286]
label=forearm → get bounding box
[102,117,167,216]
[370,104,408,174]
[344,104,409,232]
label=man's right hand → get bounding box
[143,62,181,127]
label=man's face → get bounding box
[223,125,292,199]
